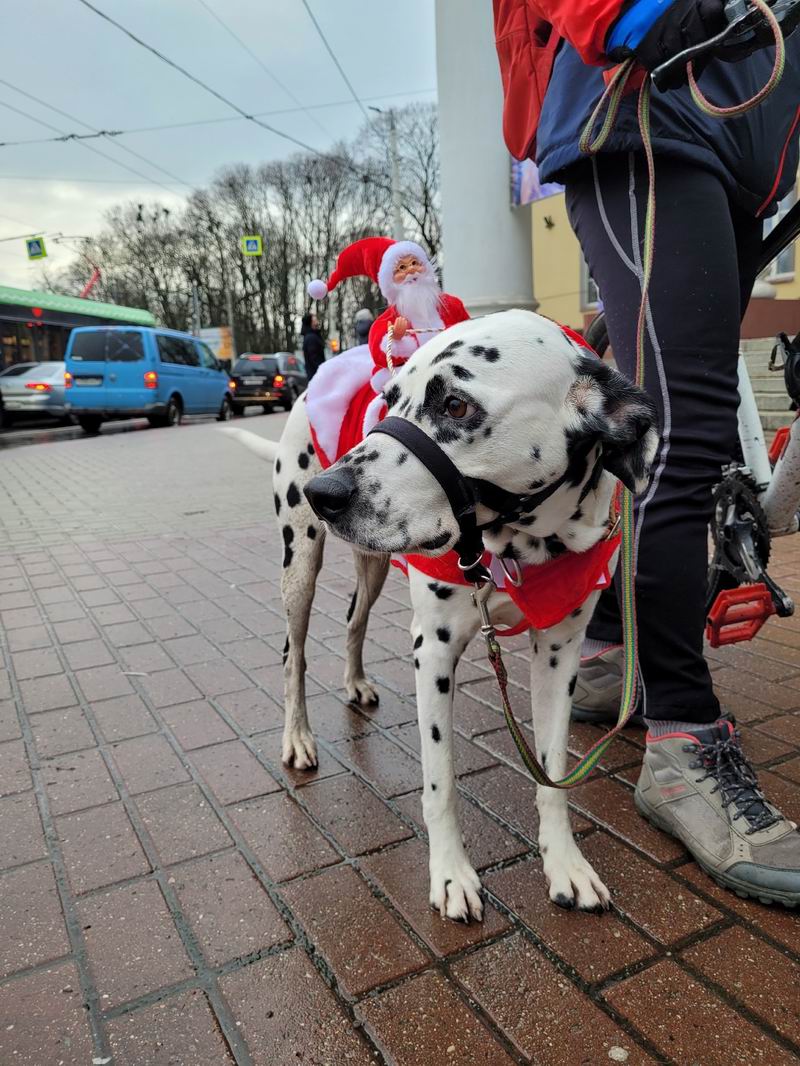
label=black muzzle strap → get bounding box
[369,416,490,583]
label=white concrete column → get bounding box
[435,0,535,315]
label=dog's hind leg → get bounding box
[274,418,325,770]
[409,570,482,922]
[344,550,389,706]
[529,602,611,912]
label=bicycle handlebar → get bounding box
[651,0,800,91]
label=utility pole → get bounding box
[369,106,404,240]
[191,282,201,335]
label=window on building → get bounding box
[763,189,796,280]
[580,257,600,310]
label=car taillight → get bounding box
[144,370,158,389]
[25,381,52,392]
[229,380,236,390]
[273,374,284,386]
[64,371,73,389]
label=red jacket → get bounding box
[368,295,470,370]
[493,0,623,159]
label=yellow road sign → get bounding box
[26,237,47,260]
[240,235,263,256]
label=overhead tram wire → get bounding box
[193,0,334,139]
[299,0,369,121]
[0,77,191,189]
[0,87,437,150]
[74,0,392,194]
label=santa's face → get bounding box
[393,254,425,284]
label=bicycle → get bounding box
[585,196,800,647]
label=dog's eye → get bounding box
[445,396,471,419]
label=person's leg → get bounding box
[565,157,800,906]
[566,153,743,723]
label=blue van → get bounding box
[64,326,235,434]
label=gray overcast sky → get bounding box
[0,0,436,290]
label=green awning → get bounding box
[0,285,156,326]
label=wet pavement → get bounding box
[1,413,799,1065]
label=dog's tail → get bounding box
[218,426,279,463]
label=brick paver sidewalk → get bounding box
[1,416,799,1065]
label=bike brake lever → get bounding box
[651,9,752,91]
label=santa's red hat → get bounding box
[308,237,432,302]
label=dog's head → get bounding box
[305,310,658,555]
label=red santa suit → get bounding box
[305,237,469,467]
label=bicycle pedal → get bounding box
[706,584,775,647]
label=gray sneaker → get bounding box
[635,720,800,907]
[571,644,643,725]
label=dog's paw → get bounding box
[429,856,483,923]
[345,677,380,707]
[543,847,611,913]
[281,727,318,770]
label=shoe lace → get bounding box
[684,732,782,834]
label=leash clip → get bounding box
[471,579,498,652]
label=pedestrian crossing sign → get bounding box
[240,235,263,257]
[26,237,47,260]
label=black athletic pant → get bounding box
[565,154,763,723]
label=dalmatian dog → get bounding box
[223,309,657,921]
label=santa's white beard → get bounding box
[394,276,444,329]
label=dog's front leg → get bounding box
[530,609,611,912]
[409,571,482,922]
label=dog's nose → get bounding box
[304,468,357,520]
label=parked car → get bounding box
[0,361,40,378]
[229,352,307,415]
[64,326,236,434]
[0,362,69,426]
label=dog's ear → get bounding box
[569,359,659,494]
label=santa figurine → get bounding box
[305,237,469,467]
[309,236,468,371]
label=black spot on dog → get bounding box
[431,724,441,741]
[307,525,317,540]
[397,451,408,465]
[340,453,352,463]
[436,626,450,643]
[421,531,450,551]
[550,643,562,652]
[428,582,453,600]
[436,677,450,694]
[533,641,538,654]
[308,442,315,455]
[549,655,559,669]
[414,634,424,650]
[483,426,492,438]
[399,397,413,415]
[528,478,546,490]
[274,493,281,515]
[501,542,520,560]
[414,657,420,670]
[568,674,578,697]
[282,525,294,568]
[431,339,465,365]
[570,507,583,522]
[451,364,474,381]
[571,607,583,618]
[286,482,301,507]
[527,536,541,548]
[544,534,567,557]
[282,637,290,664]
[275,458,281,474]
[517,515,536,527]
[530,444,541,462]
[470,344,500,363]
[541,752,547,771]
[346,591,357,622]
[298,452,310,469]
[384,383,401,409]
[431,782,437,790]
